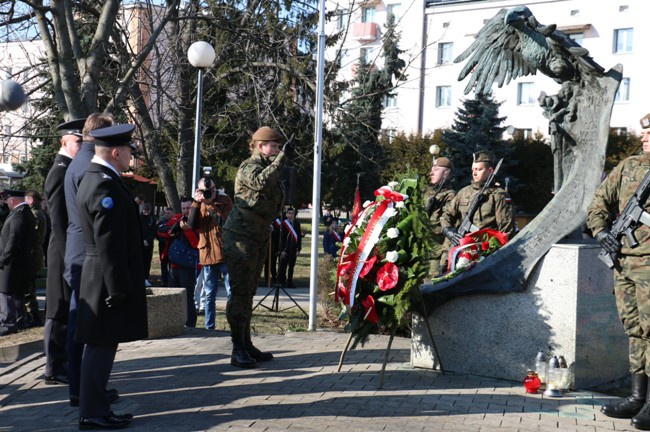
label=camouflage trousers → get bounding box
[430,237,450,277]
[614,255,650,375]
[223,231,268,330]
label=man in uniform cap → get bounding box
[0,190,35,335]
[587,114,650,429]
[440,150,515,266]
[42,118,85,385]
[63,113,115,407]
[424,156,456,276]
[75,124,146,429]
[223,125,293,368]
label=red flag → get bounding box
[351,183,362,224]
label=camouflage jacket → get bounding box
[440,181,515,240]
[223,149,287,240]
[424,184,456,236]
[587,153,650,256]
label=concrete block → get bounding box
[146,287,187,339]
[412,241,628,389]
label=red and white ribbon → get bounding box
[283,219,299,244]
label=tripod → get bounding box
[253,222,308,318]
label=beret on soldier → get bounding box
[434,157,453,170]
[641,113,650,129]
[473,151,495,164]
[90,124,137,150]
[56,118,86,137]
[252,126,283,142]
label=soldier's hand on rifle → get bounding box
[595,229,621,255]
[443,227,463,246]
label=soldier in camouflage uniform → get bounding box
[586,114,650,429]
[424,157,456,276]
[223,126,293,369]
[440,151,515,248]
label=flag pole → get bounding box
[308,0,326,331]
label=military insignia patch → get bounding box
[101,197,114,209]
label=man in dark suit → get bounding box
[277,207,302,288]
[0,190,35,336]
[42,119,85,385]
[75,124,147,429]
[63,113,115,407]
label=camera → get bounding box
[200,166,213,199]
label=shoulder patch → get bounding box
[101,197,114,209]
[101,172,111,179]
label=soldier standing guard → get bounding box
[423,156,456,276]
[587,113,650,430]
[440,151,515,248]
[75,124,147,429]
[43,118,85,385]
[223,126,293,368]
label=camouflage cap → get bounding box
[433,157,453,170]
[252,126,283,142]
[473,151,495,164]
[641,113,650,129]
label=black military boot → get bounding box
[244,320,273,362]
[601,374,647,419]
[632,378,650,430]
[230,325,257,369]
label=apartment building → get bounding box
[326,0,649,138]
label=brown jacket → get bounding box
[188,194,233,265]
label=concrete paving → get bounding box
[0,288,640,432]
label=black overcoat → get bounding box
[0,203,35,294]
[75,162,148,344]
[44,153,72,319]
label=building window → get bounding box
[615,78,630,102]
[437,42,453,65]
[383,94,397,108]
[4,125,11,136]
[360,47,371,63]
[386,4,401,22]
[619,5,629,12]
[611,127,628,135]
[517,82,536,105]
[569,33,583,45]
[384,128,397,143]
[338,49,349,67]
[362,6,375,23]
[570,9,580,16]
[436,86,452,108]
[614,28,633,53]
[335,9,349,30]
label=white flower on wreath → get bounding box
[457,256,472,268]
[386,227,400,239]
[395,201,405,209]
[388,181,399,189]
[384,207,398,218]
[343,237,351,247]
[363,200,373,208]
[385,250,399,263]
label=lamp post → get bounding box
[187,41,216,191]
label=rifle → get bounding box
[426,178,448,216]
[457,158,504,237]
[598,167,650,270]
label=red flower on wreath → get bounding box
[376,262,399,291]
[359,255,378,279]
[362,295,379,324]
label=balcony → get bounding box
[352,22,378,42]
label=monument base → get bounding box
[146,287,187,339]
[412,241,628,389]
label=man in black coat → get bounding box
[43,119,85,385]
[277,207,302,288]
[0,190,35,336]
[75,124,147,429]
[63,113,115,406]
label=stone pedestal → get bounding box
[146,287,187,339]
[412,241,628,389]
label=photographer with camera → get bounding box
[158,197,200,327]
[188,168,233,331]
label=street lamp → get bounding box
[187,41,216,191]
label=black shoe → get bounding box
[79,415,131,430]
[602,374,647,419]
[45,374,69,385]
[109,411,133,421]
[247,345,274,362]
[231,348,257,368]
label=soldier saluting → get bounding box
[587,113,650,430]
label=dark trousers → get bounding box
[169,266,198,327]
[0,292,25,332]
[262,250,278,284]
[278,251,298,285]
[143,244,154,280]
[66,281,85,398]
[79,343,118,417]
[24,277,41,324]
[44,318,68,377]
